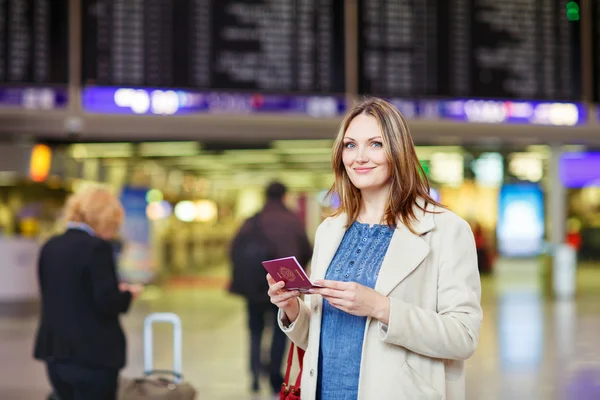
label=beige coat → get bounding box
[278,205,483,399]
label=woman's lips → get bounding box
[354,167,374,174]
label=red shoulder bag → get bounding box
[280,343,305,400]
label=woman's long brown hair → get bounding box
[326,97,443,233]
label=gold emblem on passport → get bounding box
[279,266,296,282]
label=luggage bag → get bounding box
[119,312,197,400]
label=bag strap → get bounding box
[294,346,305,388]
[283,342,305,389]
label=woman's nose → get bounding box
[356,147,368,163]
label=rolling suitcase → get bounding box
[118,312,197,400]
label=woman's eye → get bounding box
[371,141,383,148]
[344,142,355,149]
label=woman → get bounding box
[34,185,143,400]
[267,98,482,399]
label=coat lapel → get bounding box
[374,225,430,296]
[312,215,348,281]
[314,202,436,296]
[375,203,436,296]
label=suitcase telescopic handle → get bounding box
[143,312,183,383]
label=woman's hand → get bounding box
[267,274,300,323]
[312,280,390,324]
[119,282,144,299]
[128,283,144,299]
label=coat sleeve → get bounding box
[88,241,132,316]
[277,298,312,350]
[276,221,323,350]
[379,218,482,360]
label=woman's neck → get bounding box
[358,186,390,225]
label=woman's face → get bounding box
[342,114,391,192]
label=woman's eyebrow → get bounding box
[343,136,382,141]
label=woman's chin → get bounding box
[353,183,377,192]
[351,180,389,193]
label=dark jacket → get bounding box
[230,200,313,302]
[33,229,132,369]
[256,200,313,265]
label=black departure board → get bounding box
[593,0,600,102]
[82,0,345,94]
[0,0,69,84]
[358,0,581,100]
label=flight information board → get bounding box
[592,0,600,102]
[82,0,345,94]
[358,0,581,100]
[0,0,69,84]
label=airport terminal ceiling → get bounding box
[53,140,573,194]
[2,109,600,145]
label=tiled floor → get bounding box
[1,260,600,399]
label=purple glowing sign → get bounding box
[81,87,588,126]
[82,87,346,117]
[386,98,587,126]
[559,152,600,188]
[0,87,68,109]
[386,99,442,120]
[438,99,587,126]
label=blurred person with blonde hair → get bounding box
[267,98,482,399]
[34,185,143,400]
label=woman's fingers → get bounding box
[311,287,345,299]
[271,289,299,303]
[267,280,285,296]
[266,275,297,307]
[266,275,285,290]
[270,289,300,307]
[266,275,301,311]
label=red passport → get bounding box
[262,256,321,293]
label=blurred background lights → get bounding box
[146,200,172,220]
[145,188,163,203]
[431,152,464,186]
[114,88,151,114]
[113,88,134,107]
[29,144,52,183]
[174,200,197,222]
[509,153,544,182]
[566,1,580,21]
[150,90,180,115]
[471,152,504,187]
[195,199,218,222]
[464,100,506,123]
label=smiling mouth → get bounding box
[354,167,374,173]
